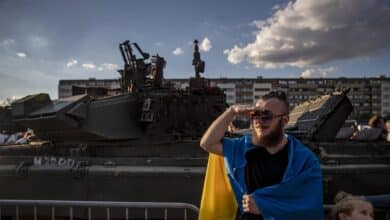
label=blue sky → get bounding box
[0,0,389,100]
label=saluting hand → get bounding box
[229,104,255,116]
[242,194,261,215]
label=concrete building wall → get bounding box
[253,83,272,104]
[382,81,390,116]
[58,79,120,98]
[216,82,236,105]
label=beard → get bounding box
[252,118,284,147]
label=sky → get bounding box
[0,0,390,100]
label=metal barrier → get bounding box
[0,199,199,220]
[7,201,390,220]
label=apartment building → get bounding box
[382,80,390,116]
[216,81,236,105]
[253,82,273,105]
[58,78,120,98]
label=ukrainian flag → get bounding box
[198,153,237,220]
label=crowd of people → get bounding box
[0,129,35,145]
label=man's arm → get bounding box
[200,105,253,155]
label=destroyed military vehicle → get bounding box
[0,40,389,219]
[0,40,224,219]
[284,89,390,204]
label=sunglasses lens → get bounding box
[252,114,273,123]
[260,115,273,122]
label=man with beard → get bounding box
[200,91,323,220]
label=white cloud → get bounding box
[272,4,282,11]
[224,46,245,64]
[225,0,390,69]
[96,63,119,71]
[155,42,164,47]
[300,67,336,78]
[101,63,118,71]
[66,59,78,67]
[16,52,26,58]
[250,20,266,29]
[29,36,49,48]
[0,39,15,47]
[200,37,212,52]
[172,48,184,55]
[82,63,96,69]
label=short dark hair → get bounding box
[260,91,289,114]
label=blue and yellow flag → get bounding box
[198,153,237,220]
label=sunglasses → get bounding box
[250,110,286,123]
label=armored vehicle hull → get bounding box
[0,139,389,204]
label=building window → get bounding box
[254,88,270,92]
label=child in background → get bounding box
[385,120,390,141]
[331,191,374,220]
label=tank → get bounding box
[0,40,389,219]
[0,40,225,219]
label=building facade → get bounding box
[59,76,390,120]
[58,78,120,98]
[382,80,390,116]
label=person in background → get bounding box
[369,115,387,139]
[0,130,9,144]
[368,115,385,129]
[385,120,390,141]
[15,129,34,144]
[351,115,385,141]
[200,91,323,220]
[330,191,373,220]
[5,132,21,144]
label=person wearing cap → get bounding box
[200,91,323,220]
